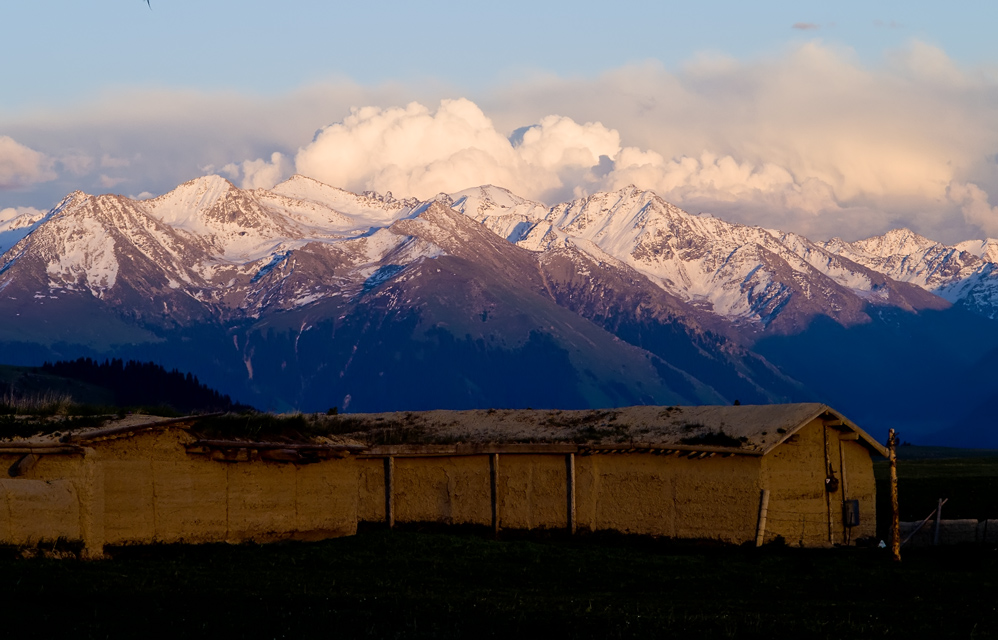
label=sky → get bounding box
[2,1,998,243]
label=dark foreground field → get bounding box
[2,530,996,639]
[3,450,996,639]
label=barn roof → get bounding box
[315,403,887,457]
[0,404,887,458]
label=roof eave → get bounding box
[760,404,888,457]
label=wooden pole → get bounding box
[490,453,499,538]
[566,453,576,535]
[755,489,770,547]
[823,425,833,544]
[900,498,948,548]
[933,498,944,546]
[384,456,395,529]
[888,429,900,562]
[838,436,849,544]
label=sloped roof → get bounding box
[314,403,887,456]
[0,404,887,458]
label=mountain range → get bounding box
[3,175,998,446]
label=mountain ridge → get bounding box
[4,174,998,444]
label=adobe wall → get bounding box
[0,429,358,554]
[357,451,764,544]
[0,449,103,557]
[94,430,358,545]
[576,453,762,543]
[760,419,877,546]
[0,422,882,553]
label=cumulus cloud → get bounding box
[0,136,56,190]
[4,40,998,243]
[223,152,294,190]
[949,182,998,237]
[295,99,621,202]
[792,22,820,30]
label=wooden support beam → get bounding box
[755,489,770,547]
[566,453,576,535]
[823,424,833,544]
[490,453,499,538]
[0,446,79,456]
[384,456,395,529]
[900,498,948,548]
[934,498,944,546]
[839,434,849,544]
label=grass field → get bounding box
[2,447,996,638]
[875,448,998,535]
[2,530,997,639]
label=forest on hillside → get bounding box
[36,358,242,414]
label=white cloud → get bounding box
[58,152,94,176]
[949,182,998,237]
[294,99,623,202]
[99,174,127,189]
[3,40,998,243]
[222,152,294,190]
[0,136,56,190]
[100,154,131,169]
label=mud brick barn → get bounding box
[0,403,885,556]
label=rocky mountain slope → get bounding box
[3,175,998,444]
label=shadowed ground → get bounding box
[1,529,996,639]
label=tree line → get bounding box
[40,358,241,413]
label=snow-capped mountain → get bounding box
[823,228,998,319]
[4,175,998,445]
[441,185,944,331]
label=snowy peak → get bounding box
[270,174,419,228]
[447,184,549,244]
[4,174,998,333]
[954,238,998,263]
[145,175,236,228]
[849,228,939,258]
[449,184,548,220]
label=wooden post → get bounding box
[384,456,395,529]
[490,453,499,538]
[888,429,900,562]
[838,436,849,544]
[823,424,833,544]
[933,498,944,546]
[900,498,948,548]
[755,489,770,547]
[566,453,576,535]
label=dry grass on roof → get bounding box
[189,404,831,451]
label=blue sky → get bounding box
[2,1,997,242]
[3,1,994,105]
